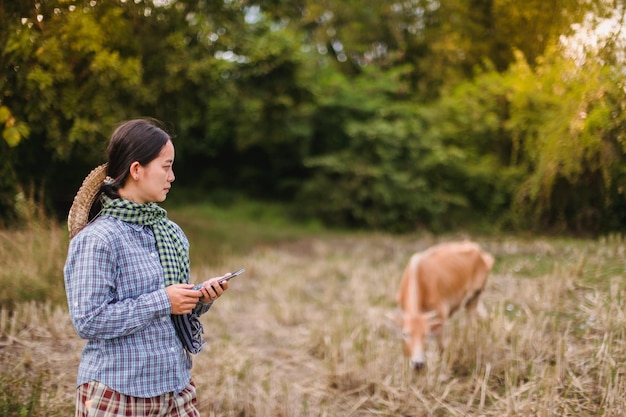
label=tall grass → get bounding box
[0,222,68,308]
[0,202,625,416]
[189,234,626,416]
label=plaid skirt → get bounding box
[75,380,200,417]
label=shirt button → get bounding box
[170,347,175,352]
[151,252,157,258]
[162,317,167,322]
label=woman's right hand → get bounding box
[166,284,203,314]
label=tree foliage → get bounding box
[503,48,626,232]
[0,0,624,234]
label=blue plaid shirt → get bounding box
[64,215,211,398]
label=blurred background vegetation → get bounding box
[1,0,625,235]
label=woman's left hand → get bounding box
[197,274,230,303]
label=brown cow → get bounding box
[389,241,494,370]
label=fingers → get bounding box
[162,271,240,314]
[198,285,215,303]
[207,279,225,297]
[197,277,229,303]
[166,284,203,315]
[202,281,222,301]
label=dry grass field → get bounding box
[1,214,625,416]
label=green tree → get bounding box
[1,0,623,235]
[504,47,626,232]
[0,1,152,220]
[296,60,523,232]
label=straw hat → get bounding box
[67,163,108,239]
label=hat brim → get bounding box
[68,163,108,239]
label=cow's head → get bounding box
[388,309,442,370]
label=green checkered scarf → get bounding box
[100,196,189,286]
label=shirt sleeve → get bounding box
[64,232,172,340]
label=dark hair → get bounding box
[102,118,172,199]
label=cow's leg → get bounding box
[465,289,487,319]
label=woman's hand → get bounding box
[197,273,230,303]
[166,284,203,314]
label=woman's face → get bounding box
[133,140,176,203]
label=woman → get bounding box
[64,118,229,416]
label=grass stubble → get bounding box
[0,219,625,416]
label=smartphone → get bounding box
[192,268,245,291]
[217,268,245,284]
